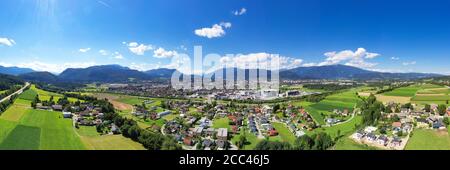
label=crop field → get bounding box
[382,85,423,97]
[0,87,86,150]
[302,90,361,125]
[405,129,450,150]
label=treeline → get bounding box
[254,132,334,150]
[0,85,23,99]
[0,94,18,115]
[303,83,358,91]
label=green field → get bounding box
[298,90,361,125]
[383,85,423,97]
[213,117,231,130]
[231,128,261,150]
[31,85,80,102]
[405,129,450,150]
[270,122,296,144]
[76,126,145,150]
[334,136,378,150]
[1,87,83,150]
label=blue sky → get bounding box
[0,0,449,74]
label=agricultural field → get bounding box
[405,129,450,150]
[31,85,80,102]
[382,85,423,97]
[76,126,145,150]
[376,84,450,105]
[0,108,86,150]
[1,88,79,150]
[297,90,361,125]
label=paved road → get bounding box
[0,82,30,103]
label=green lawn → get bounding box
[231,128,261,150]
[300,90,361,125]
[75,126,145,150]
[334,136,378,150]
[213,117,231,130]
[271,122,296,144]
[405,129,450,150]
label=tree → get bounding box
[236,135,247,149]
[162,137,182,150]
[443,117,450,127]
[294,135,314,150]
[437,104,447,116]
[424,104,431,112]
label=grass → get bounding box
[301,90,361,125]
[0,125,41,150]
[383,85,422,97]
[271,122,296,144]
[75,126,145,150]
[0,104,29,122]
[31,85,80,103]
[0,86,86,150]
[309,115,362,139]
[18,89,37,101]
[213,117,231,130]
[334,135,378,150]
[405,129,450,150]
[231,128,261,150]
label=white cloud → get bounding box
[129,63,161,71]
[219,53,303,70]
[99,49,109,56]
[233,8,247,16]
[0,37,16,46]
[317,48,379,69]
[113,52,124,59]
[402,61,416,66]
[125,42,153,55]
[7,61,96,73]
[153,47,178,58]
[391,57,400,60]
[79,48,91,53]
[194,22,232,38]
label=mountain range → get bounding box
[0,64,443,83]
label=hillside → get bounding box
[58,65,150,83]
[0,74,24,90]
[18,72,59,83]
[0,66,34,76]
[280,65,441,80]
